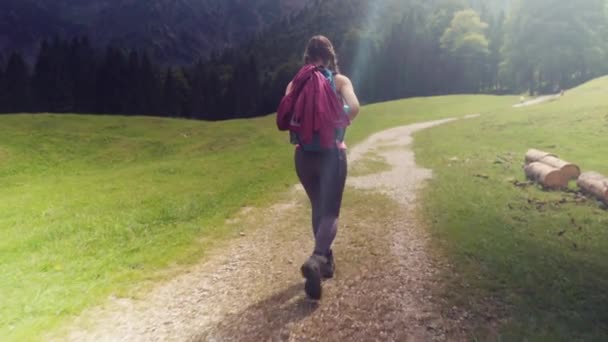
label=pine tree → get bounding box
[139,52,162,116]
[185,61,208,119]
[125,50,141,115]
[32,40,53,111]
[0,54,6,113]
[4,52,31,113]
[161,67,189,118]
[49,36,74,112]
[177,67,192,118]
[69,37,97,113]
[487,11,505,92]
[204,69,223,120]
[222,69,238,118]
[223,55,262,119]
[96,47,129,114]
[241,55,261,117]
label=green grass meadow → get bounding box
[415,77,608,340]
[0,95,513,340]
[4,75,608,340]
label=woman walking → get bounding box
[277,35,360,299]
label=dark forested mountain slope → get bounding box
[1,0,605,119]
[0,0,311,64]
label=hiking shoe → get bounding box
[301,254,326,300]
[321,250,335,279]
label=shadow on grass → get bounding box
[195,282,317,341]
[455,229,608,340]
[508,240,608,340]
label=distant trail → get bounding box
[513,93,562,108]
[52,115,485,342]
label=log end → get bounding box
[525,162,569,189]
[543,172,569,189]
[561,165,581,180]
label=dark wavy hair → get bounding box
[303,35,340,73]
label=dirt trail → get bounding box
[54,116,479,342]
[513,94,562,108]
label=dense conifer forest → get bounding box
[1,0,606,119]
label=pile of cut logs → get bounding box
[524,149,608,204]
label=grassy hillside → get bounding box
[0,95,513,341]
[415,77,608,340]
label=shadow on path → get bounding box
[196,282,318,341]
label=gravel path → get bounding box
[53,116,479,342]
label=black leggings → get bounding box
[295,148,347,256]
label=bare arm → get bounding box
[335,75,360,121]
[285,81,293,95]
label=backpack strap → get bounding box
[317,67,337,92]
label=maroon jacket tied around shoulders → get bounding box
[276,64,350,148]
